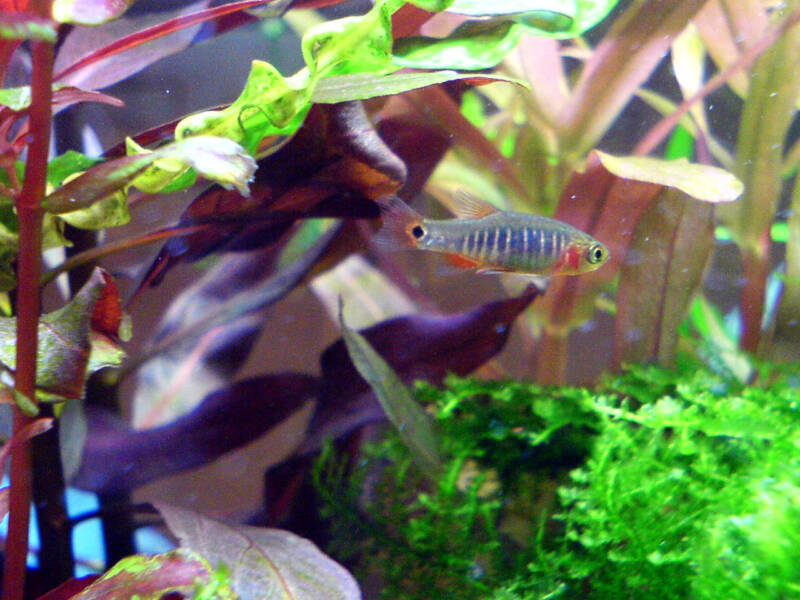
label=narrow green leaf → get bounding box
[313,70,526,104]
[340,306,442,479]
[595,151,743,203]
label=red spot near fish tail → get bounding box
[445,253,482,270]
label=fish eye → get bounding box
[587,243,606,264]
[411,225,425,239]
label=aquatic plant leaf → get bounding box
[724,5,800,352]
[44,135,255,215]
[31,577,101,600]
[559,0,705,157]
[341,309,443,478]
[131,222,337,427]
[304,288,539,451]
[74,373,318,493]
[693,0,768,98]
[0,13,57,42]
[52,0,137,25]
[313,70,524,104]
[393,20,523,71]
[68,549,218,600]
[157,503,361,600]
[47,150,101,187]
[53,0,212,89]
[139,102,404,289]
[447,0,617,38]
[595,151,743,203]
[613,189,713,367]
[0,268,125,400]
[532,155,664,383]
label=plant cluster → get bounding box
[315,362,800,599]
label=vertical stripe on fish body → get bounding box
[376,195,609,276]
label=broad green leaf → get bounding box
[47,150,102,187]
[393,21,523,71]
[60,190,130,229]
[340,308,443,479]
[176,60,311,153]
[0,14,57,42]
[0,268,126,400]
[312,70,526,103]
[407,0,453,10]
[595,151,743,203]
[70,549,226,600]
[157,503,360,600]
[0,86,33,111]
[688,294,752,383]
[52,0,137,25]
[447,0,618,38]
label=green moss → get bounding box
[314,361,800,599]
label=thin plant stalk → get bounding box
[3,2,54,598]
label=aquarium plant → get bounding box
[0,0,799,598]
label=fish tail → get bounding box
[374,195,426,248]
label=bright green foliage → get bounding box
[315,361,800,599]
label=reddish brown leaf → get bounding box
[531,154,664,383]
[138,101,405,290]
[612,190,714,367]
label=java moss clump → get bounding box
[313,361,800,599]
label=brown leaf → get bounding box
[612,189,714,366]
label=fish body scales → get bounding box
[421,214,584,273]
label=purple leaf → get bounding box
[73,373,318,494]
[303,287,540,450]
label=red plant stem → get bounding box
[740,231,772,354]
[3,18,53,600]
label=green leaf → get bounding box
[0,268,126,400]
[0,15,57,42]
[313,70,526,104]
[176,60,311,153]
[157,503,360,600]
[447,0,618,38]
[340,306,443,480]
[60,190,130,230]
[0,86,33,111]
[47,150,102,187]
[595,151,744,203]
[70,549,224,600]
[393,21,523,71]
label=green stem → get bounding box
[3,8,53,600]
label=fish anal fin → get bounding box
[445,253,482,270]
[445,190,501,219]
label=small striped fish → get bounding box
[376,194,609,276]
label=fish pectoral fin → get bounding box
[445,253,482,270]
[443,190,501,219]
[475,267,513,275]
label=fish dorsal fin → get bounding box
[446,190,501,219]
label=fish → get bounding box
[374,194,610,276]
